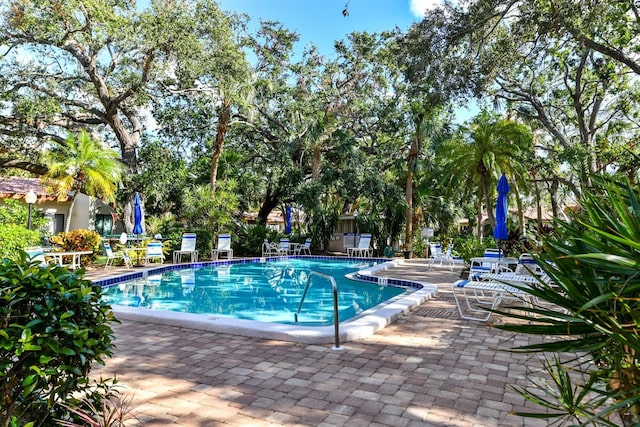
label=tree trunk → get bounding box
[534,179,542,232]
[257,188,280,226]
[64,194,78,232]
[476,202,483,242]
[550,179,560,219]
[211,97,231,190]
[481,172,496,229]
[404,126,421,253]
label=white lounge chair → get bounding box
[104,242,133,269]
[145,241,164,265]
[347,234,372,257]
[173,233,198,263]
[212,234,233,260]
[452,279,535,321]
[24,246,50,267]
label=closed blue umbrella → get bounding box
[132,192,143,239]
[285,206,292,234]
[493,174,510,256]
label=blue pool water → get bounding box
[100,258,406,326]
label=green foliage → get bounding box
[0,199,48,232]
[49,230,101,264]
[495,176,640,425]
[0,224,41,260]
[234,224,280,257]
[452,235,496,265]
[0,254,117,425]
[181,182,238,246]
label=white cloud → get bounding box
[409,0,441,17]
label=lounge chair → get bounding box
[24,246,50,267]
[173,233,198,263]
[452,279,535,321]
[104,242,133,269]
[145,241,164,265]
[347,233,372,257]
[212,234,233,260]
[294,238,312,255]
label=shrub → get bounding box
[49,229,101,264]
[0,253,117,425]
[0,224,41,260]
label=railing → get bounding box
[295,271,343,351]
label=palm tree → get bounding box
[43,130,124,232]
[440,111,533,240]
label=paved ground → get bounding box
[88,259,552,426]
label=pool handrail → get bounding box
[295,271,343,351]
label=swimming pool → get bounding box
[95,257,438,344]
[101,258,404,325]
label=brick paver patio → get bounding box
[89,259,551,426]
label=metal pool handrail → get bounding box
[295,271,343,351]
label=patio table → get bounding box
[46,250,93,270]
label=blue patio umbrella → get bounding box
[132,192,143,242]
[285,206,292,234]
[493,174,510,256]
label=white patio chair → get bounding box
[429,243,454,271]
[469,248,502,279]
[104,242,133,269]
[347,234,372,257]
[295,238,312,255]
[212,234,233,260]
[173,233,198,263]
[145,241,164,265]
[278,238,292,255]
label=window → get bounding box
[95,214,112,236]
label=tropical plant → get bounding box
[0,254,117,426]
[440,111,533,239]
[43,130,124,232]
[494,175,640,425]
[181,181,238,257]
[49,229,102,265]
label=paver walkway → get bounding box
[89,259,551,426]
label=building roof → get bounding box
[0,176,66,202]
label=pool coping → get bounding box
[94,256,438,345]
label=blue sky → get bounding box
[217,0,441,56]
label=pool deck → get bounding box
[87,258,550,426]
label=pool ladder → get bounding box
[295,271,343,351]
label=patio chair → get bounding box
[469,248,502,279]
[262,239,284,257]
[294,238,312,255]
[347,233,372,257]
[145,241,164,265]
[103,242,133,269]
[278,238,293,255]
[428,243,454,271]
[514,253,545,276]
[173,233,198,264]
[212,234,233,260]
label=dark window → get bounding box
[53,214,64,234]
[95,214,112,236]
